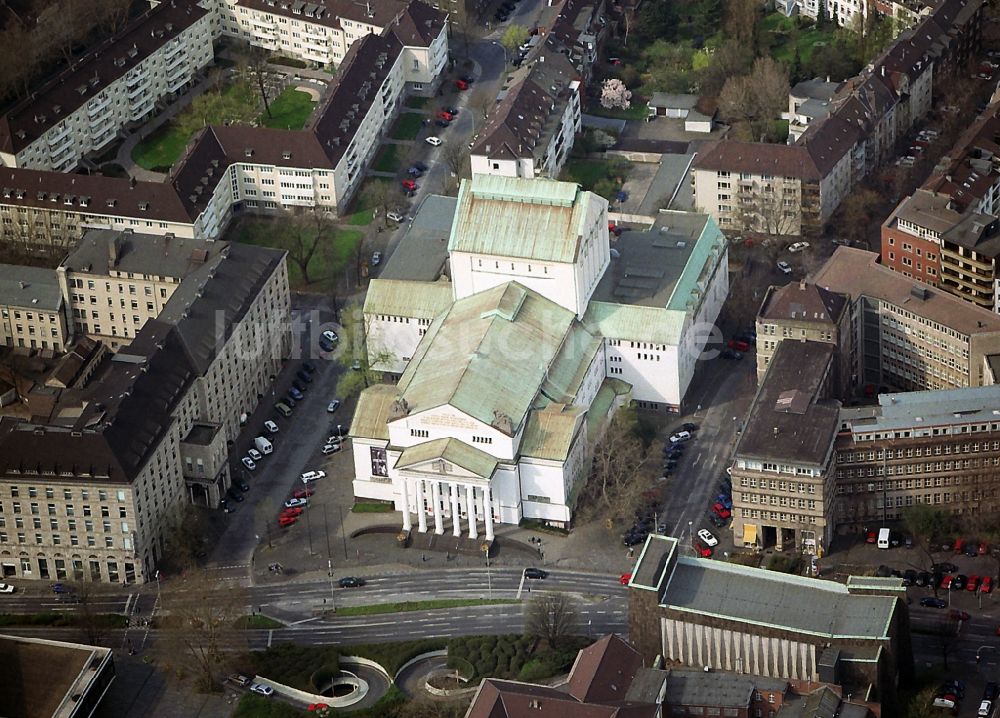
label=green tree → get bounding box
[500,25,529,59]
[634,0,678,43]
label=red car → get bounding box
[728,339,750,352]
[941,574,954,589]
[281,507,303,519]
[693,540,713,558]
[401,179,417,191]
[967,575,980,592]
[455,79,469,90]
[608,221,623,237]
[954,538,965,553]
[436,110,454,121]
[619,573,632,585]
[865,529,877,544]
[949,609,970,621]
[979,542,989,555]
[278,515,297,527]
[292,488,314,499]
[982,576,993,593]
[711,502,731,519]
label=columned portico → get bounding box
[483,488,494,541]
[450,484,461,537]
[466,484,478,539]
[416,479,427,533]
[400,478,412,532]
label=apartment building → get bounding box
[881,105,1000,309]
[0,242,288,584]
[834,385,1000,529]
[784,78,841,143]
[0,168,196,255]
[694,0,983,236]
[730,340,841,554]
[57,229,225,349]
[544,0,607,85]
[812,247,1000,391]
[0,0,213,172]
[0,265,69,352]
[755,280,851,390]
[470,50,582,180]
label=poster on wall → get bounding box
[371,447,388,477]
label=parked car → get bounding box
[984,682,999,701]
[288,387,303,401]
[264,420,279,434]
[708,513,727,528]
[322,330,338,344]
[776,260,792,274]
[623,530,648,546]
[978,700,992,717]
[241,457,256,471]
[436,110,454,121]
[292,379,307,393]
[237,480,250,492]
[920,596,947,608]
[679,423,699,432]
[933,561,958,573]
[966,542,979,557]
[327,400,341,413]
[788,241,810,253]
[941,574,954,589]
[402,179,417,191]
[426,135,443,145]
[278,515,297,527]
[248,448,262,461]
[711,502,731,519]
[372,251,382,266]
[929,572,943,589]
[322,443,342,455]
[983,576,994,593]
[728,339,750,352]
[669,431,692,444]
[284,498,308,509]
[716,494,733,510]
[387,211,405,223]
[619,573,632,585]
[524,568,548,579]
[281,507,303,518]
[902,569,917,586]
[693,539,713,558]
[227,488,244,502]
[968,575,981,592]
[952,574,968,590]
[697,529,718,547]
[301,470,326,484]
[915,571,930,587]
[250,684,273,697]
[721,349,743,360]
[229,675,252,687]
[292,488,314,500]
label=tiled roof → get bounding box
[693,141,822,182]
[233,0,408,30]
[388,0,446,45]
[0,0,208,154]
[567,635,645,704]
[757,281,849,325]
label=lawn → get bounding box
[372,144,403,173]
[237,220,363,291]
[761,13,836,65]
[561,158,632,200]
[584,103,649,121]
[260,88,316,130]
[132,81,257,171]
[352,501,395,513]
[405,95,430,109]
[342,178,392,226]
[390,112,424,140]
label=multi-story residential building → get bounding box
[784,78,841,143]
[730,340,841,554]
[469,50,581,180]
[882,105,1000,309]
[834,385,1000,528]
[628,535,910,714]
[350,176,728,536]
[0,265,69,352]
[812,247,1000,391]
[544,0,607,85]
[694,0,983,236]
[755,280,851,391]
[0,0,213,172]
[57,229,225,350]
[0,242,288,584]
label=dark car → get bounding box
[623,531,648,547]
[288,387,304,401]
[460,74,475,83]
[338,577,365,588]
[412,161,428,172]
[435,119,450,128]
[708,513,727,528]
[664,447,684,459]
[940,680,966,698]
[952,574,968,590]
[929,572,943,589]
[721,349,743,360]
[302,360,316,374]
[292,379,307,393]
[680,422,699,432]
[933,561,958,574]
[902,569,917,586]
[984,683,999,701]
[445,106,460,116]
[915,571,930,587]
[237,480,250,492]
[734,332,756,345]
[296,370,313,384]
[51,583,74,594]
[875,565,891,577]
[227,488,245,502]
[965,542,979,557]
[920,597,947,608]
[524,568,548,579]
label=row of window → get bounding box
[840,441,1000,461]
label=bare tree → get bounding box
[333,303,394,398]
[159,571,248,690]
[246,46,273,119]
[578,407,652,525]
[902,504,953,584]
[160,505,204,573]
[621,6,636,46]
[471,90,496,122]
[359,180,392,230]
[271,208,331,284]
[719,57,788,141]
[736,180,799,236]
[525,592,577,649]
[724,0,761,48]
[443,143,469,177]
[97,0,133,34]
[397,698,472,718]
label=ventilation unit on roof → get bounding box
[128,44,138,58]
[244,147,254,158]
[80,196,90,207]
[106,198,117,208]
[282,151,291,160]
[114,57,125,68]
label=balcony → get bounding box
[86,96,111,118]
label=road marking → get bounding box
[268,630,273,647]
[289,616,321,626]
[693,452,703,466]
[123,593,134,615]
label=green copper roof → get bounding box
[540,323,602,405]
[363,279,454,320]
[395,438,499,478]
[397,282,576,434]
[583,301,686,346]
[665,212,727,312]
[447,175,605,263]
[349,384,399,440]
[520,405,585,461]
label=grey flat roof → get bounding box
[663,670,756,708]
[62,229,223,279]
[631,534,676,589]
[842,384,1000,433]
[735,340,840,465]
[988,354,1000,383]
[0,265,61,311]
[591,213,707,308]
[662,557,897,639]
[381,194,456,282]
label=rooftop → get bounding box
[448,175,604,264]
[61,228,223,279]
[839,384,1000,433]
[660,552,898,639]
[0,264,61,311]
[380,194,456,282]
[735,340,840,465]
[757,281,849,325]
[790,78,843,102]
[363,279,453,321]
[694,141,822,182]
[663,670,757,708]
[811,247,1000,336]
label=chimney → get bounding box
[109,235,122,267]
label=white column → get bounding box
[432,481,444,535]
[450,484,461,537]
[400,478,412,532]
[483,487,494,541]
[416,479,427,533]
[466,484,478,540]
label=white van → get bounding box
[254,436,273,455]
[877,528,891,549]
